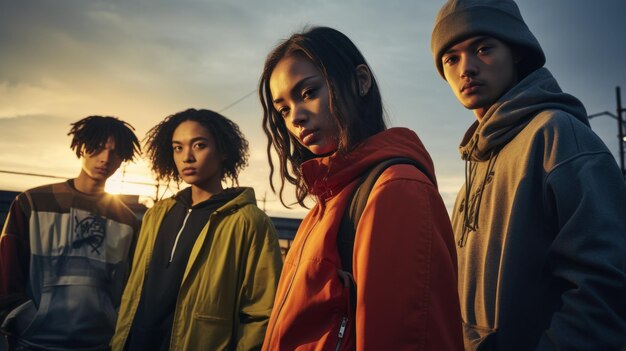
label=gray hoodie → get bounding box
[452,67,626,350]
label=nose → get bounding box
[183,147,195,163]
[99,149,112,164]
[290,102,309,127]
[460,54,478,79]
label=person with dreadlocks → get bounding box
[0,116,141,351]
[111,108,282,351]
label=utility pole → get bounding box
[260,191,267,212]
[588,86,626,178]
[616,87,625,177]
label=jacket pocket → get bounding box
[333,269,354,351]
[193,312,230,323]
[185,312,232,350]
[20,281,116,348]
[1,300,40,337]
[463,321,496,351]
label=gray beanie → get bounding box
[431,0,545,80]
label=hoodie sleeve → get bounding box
[0,195,31,323]
[353,165,463,351]
[235,210,283,350]
[538,151,626,350]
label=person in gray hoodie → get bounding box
[430,0,626,350]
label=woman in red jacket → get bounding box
[259,26,463,350]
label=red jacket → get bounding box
[262,128,463,351]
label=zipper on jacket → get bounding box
[169,208,192,264]
[334,317,348,351]
[265,215,322,348]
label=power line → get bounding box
[0,170,68,180]
[1,168,280,209]
[0,169,156,186]
[218,89,257,113]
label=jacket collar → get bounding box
[301,127,437,200]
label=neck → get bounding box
[74,170,106,195]
[473,108,486,121]
[190,182,224,205]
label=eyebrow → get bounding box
[444,35,490,55]
[172,136,209,144]
[272,75,319,104]
[93,143,116,152]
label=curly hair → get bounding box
[259,26,387,207]
[68,115,140,162]
[144,108,249,186]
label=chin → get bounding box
[181,177,196,185]
[89,174,109,182]
[464,94,496,109]
[308,143,338,156]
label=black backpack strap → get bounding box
[337,157,431,310]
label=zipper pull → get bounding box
[338,317,347,338]
[334,317,348,351]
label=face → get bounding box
[269,54,339,155]
[442,36,519,119]
[80,137,123,183]
[172,120,223,189]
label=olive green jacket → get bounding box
[111,188,283,350]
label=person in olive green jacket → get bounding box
[112,108,283,351]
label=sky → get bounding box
[1,0,625,218]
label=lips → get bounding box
[299,129,317,145]
[182,167,196,176]
[461,80,484,94]
[94,167,108,174]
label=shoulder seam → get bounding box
[546,150,613,180]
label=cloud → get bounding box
[0,114,79,177]
[0,0,624,219]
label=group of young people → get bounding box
[1,0,625,350]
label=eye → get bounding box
[89,147,105,157]
[172,145,182,152]
[277,106,290,118]
[443,55,459,66]
[477,45,493,55]
[302,87,317,100]
[193,142,206,150]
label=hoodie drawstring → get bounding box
[459,149,499,247]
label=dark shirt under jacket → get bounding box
[125,187,241,351]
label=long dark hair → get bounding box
[144,108,249,186]
[68,115,140,162]
[259,26,387,207]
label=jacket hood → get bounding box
[169,187,255,213]
[302,127,437,199]
[459,68,589,161]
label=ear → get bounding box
[355,64,372,96]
